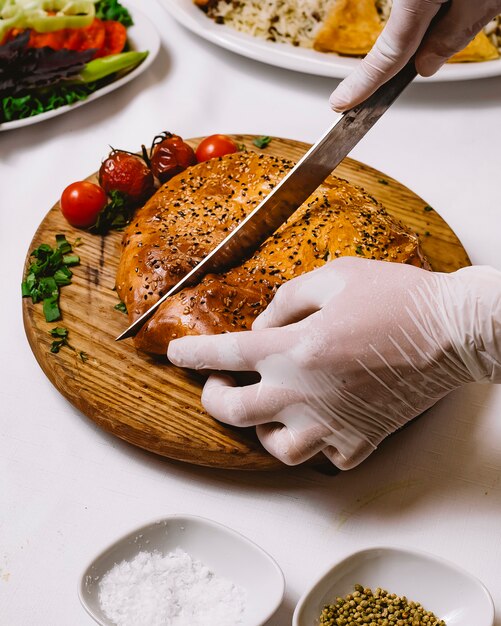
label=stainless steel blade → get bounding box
[117,61,417,341]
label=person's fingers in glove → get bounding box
[330,0,445,111]
[201,373,303,427]
[256,418,337,466]
[256,405,374,467]
[168,257,501,469]
[167,326,283,372]
[330,0,501,112]
[416,0,501,75]
[197,356,363,465]
[252,265,345,331]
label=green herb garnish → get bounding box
[90,190,135,235]
[48,327,88,361]
[424,205,433,212]
[253,136,271,149]
[1,83,101,124]
[378,178,389,185]
[49,327,87,361]
[22,235,80,322]
[355,245,363,255]
[95,0,133,26]
[49,327,71,353]
[114,301,128,314]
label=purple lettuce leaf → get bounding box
[0,33,96,98]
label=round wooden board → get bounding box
[23,135,471,471]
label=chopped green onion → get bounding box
[43,296,61,323]
[22,234,80,322]
[49,326,70,353]
[50,327,69,339]
[48,327,87,359]
[55,234,73,253]
[62,254,80,266]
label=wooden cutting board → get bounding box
[22,135,471,471]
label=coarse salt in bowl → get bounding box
[79,514,284,626]
[293,546,494,626]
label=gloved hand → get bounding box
[168,258,501,469]
[330,0,501,111]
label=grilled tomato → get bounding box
[99,149,154,203]
[149,132,197,184]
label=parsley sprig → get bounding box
[1,83,101,124]
[253,136,272,149]
[95,0,133,27]
[90,190,135,235]
[22,234,80,322]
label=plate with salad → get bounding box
[0,0,160,131]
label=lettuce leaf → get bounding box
[1,82,100,122]
[0,32,96,98]
[95,0,133,27]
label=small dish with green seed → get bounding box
[292,546,494,626]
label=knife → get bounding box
[116,60,417,341]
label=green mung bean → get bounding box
[319,584,446,625]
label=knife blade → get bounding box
[116,60,417,341]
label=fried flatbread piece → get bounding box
[314,0,499,63]
[313,0,383,56]
[449,31,500,63]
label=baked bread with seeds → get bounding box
[116,151,429,354]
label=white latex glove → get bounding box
[330,0,501,111]
[168,258,501,469]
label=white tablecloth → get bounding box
[2,1,501,624]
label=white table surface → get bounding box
[2,1,501,624]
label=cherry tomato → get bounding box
[99,150,154,204]
[149,133,197,184]
[60,181,107,229]
[195,134,239,162]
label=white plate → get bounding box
[0,3,160,132]
[159,0,501,82]
[293,546,495,626]
[79,514,285,626]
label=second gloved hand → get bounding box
[168,257,501,469]
[330,0,501,111]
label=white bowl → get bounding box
[293,546,494,626]
[79,515,284,626]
